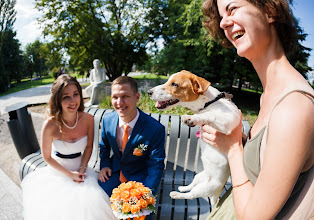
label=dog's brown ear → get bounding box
[192,76,211,94]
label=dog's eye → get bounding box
[171,82,179,87]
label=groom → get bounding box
[98,76,166,197]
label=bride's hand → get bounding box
[78,167,86,180]
[70,171,85,183]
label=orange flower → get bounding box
[135,182,144,188]
[112,188,120,195]
[130,188,142,199]
[122,203,131,213]
[139,186,150,195]
[137,198,148,209]
[131,204,141,213]
[133,148,143,156]
[118,182,127,190]
[110,193,120,202]
[146,196,155,205]
[121,190,131,201]
[126,181,136,189]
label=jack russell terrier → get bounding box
[148,70,241,207]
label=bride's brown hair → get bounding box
[47,74,84,131]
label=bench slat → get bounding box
[159,184,174,220]
[89,108,106,169]
[172,184,186,219]
[198,197,211,220]
[187,198,199,219]
[163,115,180,185]
[174,122,189,185]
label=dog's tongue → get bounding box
[155,101,165,108]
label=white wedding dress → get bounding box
[21,136,117,220]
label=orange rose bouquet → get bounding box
[110,181,156,219]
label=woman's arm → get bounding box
[78,113,94,174]
[41,118,85,182]
[202,93,313,219]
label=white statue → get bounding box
[85,59,106,106]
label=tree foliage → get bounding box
[151,0,311,92]
[24,40,60,78]
[0,0,24,92]
[35,0,166,81]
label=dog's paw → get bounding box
[170,191,181,199]
[181,115,195,127]
[170,191,194,200]
[178,185,190,192]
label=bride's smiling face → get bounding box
[217,0,275,59]
[61,84,81,114]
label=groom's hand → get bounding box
[98,167,111,182]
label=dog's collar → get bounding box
[200,92,232,110]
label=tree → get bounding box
[0,0,24,92]
[24,40,61,78]
[151,0,311,92]
[1,29,24,82]
[35,0,166,81]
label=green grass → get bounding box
[1,76,55,97]
[100,90,259,126]
[131,74,169,80]
[100,92,194,115]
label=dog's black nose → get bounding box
[148,90,153,97]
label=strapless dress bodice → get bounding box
[52,135,87,155]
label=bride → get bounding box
[21,74,116,220]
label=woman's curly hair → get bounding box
[47,74,84,131]
[202,0,298,55]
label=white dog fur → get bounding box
[148,70,241,207]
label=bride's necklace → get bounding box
[61,112,78,129]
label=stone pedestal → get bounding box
[84,83,111,107]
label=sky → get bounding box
[13,0,314,72]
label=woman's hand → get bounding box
[69,171,85,183]
[201,119,243,157]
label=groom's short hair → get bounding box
[112,76,138,94]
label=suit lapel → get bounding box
[122,110,146,158]
[110,113,121,159]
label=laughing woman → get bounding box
[201,0,314,219]
[21,75,116,220]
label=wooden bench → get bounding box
[20,107,250,220]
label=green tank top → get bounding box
[243,88,314,219]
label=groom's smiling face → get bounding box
[111,83,140,123]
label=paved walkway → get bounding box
[0,78,89,115]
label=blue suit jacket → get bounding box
[99,109,166,193]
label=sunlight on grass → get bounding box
[100,91,257,126]
[132,74,168,80]
[100,92,193,115]
[1,76,55,97]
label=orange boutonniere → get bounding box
[133,144,148,156]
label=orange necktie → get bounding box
[121,125,146,220]
[119,124,129,183]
